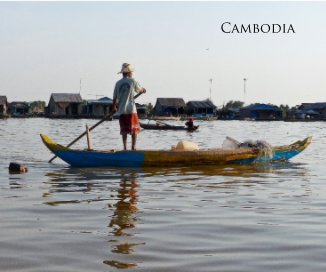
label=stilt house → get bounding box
[239,103,282,120]
[297,102,326,120]
[0,96,8,117]
[154,98,186,116]
[85,97,113,117]
[9,102,30,116]
[186,99,217,117]
[47,93,83,117]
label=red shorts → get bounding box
[119,113,140,135]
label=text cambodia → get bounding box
[221,22,295,33]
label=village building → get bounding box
[186,99,217,117]
[239,103,283,120]
[0,96,9,117]
[136,103,147,119]
[9,101,30,117]
[85,97,113,117]
[46,93,83,117]
[153,98,186,116]
[296,102,326,120]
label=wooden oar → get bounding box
[155,120,171,126]
[48,92,143,163]
[149,119,173,127]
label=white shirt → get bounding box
[113,77,142,115]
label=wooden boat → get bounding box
[40,134,312,168]
[150,116,181,121]
[140,122,199,131]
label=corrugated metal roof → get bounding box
[51,93,83,103]
[243,103,281,111]
[87,97,113,104]
[187,100,217,109]
[156,98,186,108]
[300,102,326,111]
[98,97,112,102]
[0,96,7,105]
[9,102,29,108]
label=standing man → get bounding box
[112,63,146,150]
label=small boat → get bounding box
[150,116,181,121]
[40,134,312,168]
[140,122,199,131]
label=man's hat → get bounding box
[118,63,134,74]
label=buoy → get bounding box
[9,162,28,174]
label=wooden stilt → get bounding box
[86,125,93,151]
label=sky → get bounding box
[0,1,325,107]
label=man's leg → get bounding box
[131,133,137,150]
[122,133,128,150]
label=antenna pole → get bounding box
[209,78,213,100]
[243,78,247,104]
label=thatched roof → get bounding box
[187,99,217,109]
[0,96,8,105]
[50,93,82,103]
[155,98,186,108]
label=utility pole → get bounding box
[243,78,247,104]
[209,78,213,100]
[79,79,82,94]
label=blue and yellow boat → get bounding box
[40,134,312,168]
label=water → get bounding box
[0,118,326,271]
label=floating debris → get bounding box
[9,162,28,174]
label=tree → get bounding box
[145,103,154,116]
[224,100,244,109]
[29,101,46,113]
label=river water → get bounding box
[0,118,325,272]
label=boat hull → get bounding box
[40,135,312,168]
[140,123,198,131]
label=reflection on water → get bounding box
[44,168,144,269]
[108,172,139,233]
[105,172,144,269]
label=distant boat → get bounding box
[40,134,312,168]
[140,122,199,132]
[0,114,9,119]
[150,116,181,121]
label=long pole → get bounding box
[48,92,143,163]
[209,78,213,100]
[243,78,247,104]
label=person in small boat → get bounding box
[111,63,146,150]
[185,117,194,129]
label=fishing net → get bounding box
[222,136,274,158]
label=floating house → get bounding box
[154,98,186,116]
[239,103,283,120]
[296,102,326,120]
[136,103,147,118]
[47,93,83,117]
[186,99,217,117]
[0,96,9,117]
[9,101,30,117]
[85,97,113,117]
